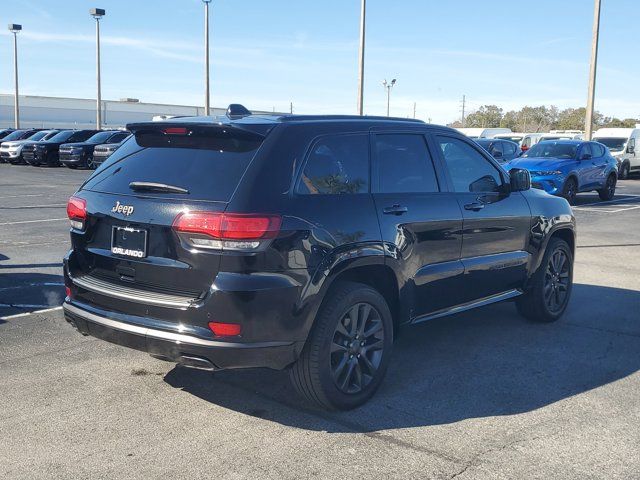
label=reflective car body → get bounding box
[505,140,618,198]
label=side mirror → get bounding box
[493,150,503,159]
[509,168,531,192]
[628,145,635,154]
[580,153,592,160]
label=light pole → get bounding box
[383,79,396,117]
[357,0,366,115]
[584,0,601,140]
[203,0,212,116]
[8,24,21,129]
[90,8,105,130]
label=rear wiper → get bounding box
[129,181,189,194]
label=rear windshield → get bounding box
[82,127,264,202]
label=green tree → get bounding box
[555,107,604,131]
[464,105,503,128]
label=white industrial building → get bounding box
[0,94,270,129]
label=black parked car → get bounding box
[475,138,521,162]
[63,107,576,410]
[60,130,130,169]
[27,130,98,166]
[91,135,131,168]
[0,128,15,140]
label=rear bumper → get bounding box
[63,301,301,370]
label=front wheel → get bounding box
[517,237,573,323]
[619,163,630,180]
[561,177,577,205]
[290,281,394,410]
[598,174,616,201]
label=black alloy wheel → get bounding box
[330,302,385,394]
[562,178,577,205]
[543,248,571,315]
[598,174,616,201]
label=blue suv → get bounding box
[505,140,617,204]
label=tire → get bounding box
[516,237,573,323]
[598,174,616,201]
[290,281,394,410]
[561,177,577,205]
[619,162,630,180]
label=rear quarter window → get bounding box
[297,134,369,195]
[83,128,264,202]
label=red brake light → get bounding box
[67,196,86,229]
[173,212,281,240]
[163,127,189,135]
[208,322,242,337]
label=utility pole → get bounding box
[8,24,21,129]
[290,102,293,114]
[357,0,366,115]
[383,79,396,117]
[203,0,212,115]
[90,9,105,130]
[585,0,602,140]
[413,102,416,119]
[461,94,466,127]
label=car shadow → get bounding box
[164,283,640,432]
[0,272,65,318]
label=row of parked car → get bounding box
[458,128,637,204]
[458,127,640,180]
[0,128,129,169]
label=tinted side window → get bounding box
[591,143,605,157]
[436,136,503,193]
[375,134,439,193]
[503,141,517,156]
[297,134,369,195]
[488,142,503,157]
[580,143,592,159]
[110,133,129,143]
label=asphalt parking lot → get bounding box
[1,164,639,479]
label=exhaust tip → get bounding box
[177,355,217,372]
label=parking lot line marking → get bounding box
[0,218,68,226]
[0,306,63,320]
[0,194,43,199]
[0,282,64,291]
[573,194,640,208]
[0,204,67,210]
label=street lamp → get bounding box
[203,0,212,116]
[90,8,105,130]
[356,0,366,116]
[8,24,21,129]
[383,79,396,117]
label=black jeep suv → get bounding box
[63,107,576,410]
[60,130,130,169]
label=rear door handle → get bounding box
[464,202,485,211]
[383,204,408,215]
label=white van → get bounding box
[494,132,544,152]
[539,132,584,142]
[592,127,640,179]
[455,127,512,139]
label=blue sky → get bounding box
[0,0,637,123]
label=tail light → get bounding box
[208,322,242,337]
[173,211,281,251]
[67,196,87,230]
